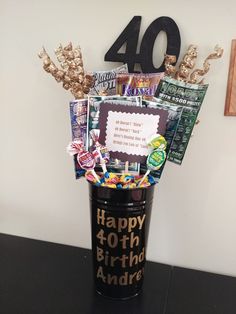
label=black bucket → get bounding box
[89,183,155,299]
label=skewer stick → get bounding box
[138,170,150,187]
[90,169,101,183]
[125,161,129,173]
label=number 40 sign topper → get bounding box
[104,16,181,73]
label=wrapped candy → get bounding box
[147,175,155,185]
[120,174,134,184]
[101,183,117,189]
[67,139,84,155]
[147,134,167,151]
[135,174,155,187]
[138,181,151,188]
[67,140,100,183]
[122,183,137,189]
[85,171,101,184]
[134,175,148,185]
[84,171,156,189]
[105,173,120,185]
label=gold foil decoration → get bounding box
[188,45,223,84]
[164,54,177,76]
[175,45,198,81]
[38,43,94,99]
[98,90,108,96]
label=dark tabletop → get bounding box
[0,233,236,314]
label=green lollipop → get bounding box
[138,149,166,187]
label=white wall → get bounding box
[1,0,236,277]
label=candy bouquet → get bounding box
[39,43,223,189]
[39,42,223,299]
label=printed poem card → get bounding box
[99,103,168,163]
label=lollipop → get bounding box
[138,150,166,187]
[147,134,167,151]
[77,150,101,183]
[67,140,100,183]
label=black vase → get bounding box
[89,183,155,299]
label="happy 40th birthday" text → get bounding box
[95,208,146,286]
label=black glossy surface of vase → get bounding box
[89,183,155,299]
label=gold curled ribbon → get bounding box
[175,44,198,81]
[188,45,223,84]
[98,90,108,96]
[38,42,94,99]
[164,54,177,76]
